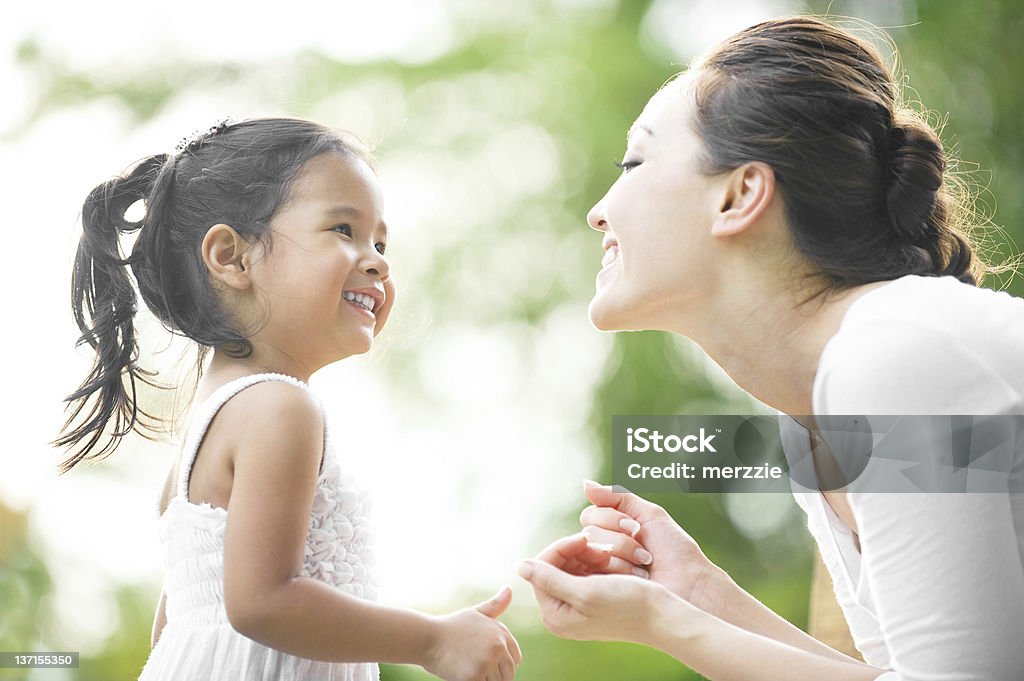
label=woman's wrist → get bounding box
[681,562,738,620]
[643,587,706,651]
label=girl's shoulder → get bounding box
[195,374,325,451]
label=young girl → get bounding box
[55,117,521,681]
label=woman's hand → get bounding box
[578,480,733,616]
[516,555,678,644]
[423,587,522,681]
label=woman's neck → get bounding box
[668,273,889,416]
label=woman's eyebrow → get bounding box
[627,124,655,141]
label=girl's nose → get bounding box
[363,250,390,281]
[587,198,608,232]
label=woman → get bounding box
[516,16,1024,681]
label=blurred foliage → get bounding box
[7,0,1022,679]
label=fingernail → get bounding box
[583,478,601,489]
[619,518,641,537]
[632,566,650,579]
[587,542,614,552]
[634,548,653,565]
[515,561,533,580]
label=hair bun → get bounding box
[886,117,944,242]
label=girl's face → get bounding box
[246,152,394,370]
[586,78,724,332]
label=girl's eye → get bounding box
[331,223,353,237]
[614,159,642,173]
[375,242,387,255]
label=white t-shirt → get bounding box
[783,274,1024,680]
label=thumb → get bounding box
[516,560,580,605]
[475,585,512,618]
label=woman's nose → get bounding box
[587,198,608,232]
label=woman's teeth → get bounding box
[601,245,620,269]
[343,291,374,312]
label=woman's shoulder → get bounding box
[814,275,1024,415]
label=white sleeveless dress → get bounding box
[138,373,380,681]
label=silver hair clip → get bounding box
[174,116,236,155]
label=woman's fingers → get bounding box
[516,559,580,605]
[580,504,642,537]
[535,533,612,574]
[582,479,664,522]
[582,525,652,569]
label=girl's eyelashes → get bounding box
[331,223,386,255]
[614,158,643,172]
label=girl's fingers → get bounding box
[498,656,514,681]
[579,504,642,537]
[581,525,652,568]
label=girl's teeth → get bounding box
[343,292,374,312]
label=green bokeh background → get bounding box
[3,1,1021,679]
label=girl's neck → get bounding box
[204,346,315,385]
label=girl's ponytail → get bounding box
[54,155,170,473]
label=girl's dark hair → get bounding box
[688,16,987,292]
[54,117,371,473]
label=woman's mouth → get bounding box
[601,244,620,269]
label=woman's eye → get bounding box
[375,242,387,255]
[331,223,353,237]
[614,159,642,173]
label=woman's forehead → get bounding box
[631,76,695,139]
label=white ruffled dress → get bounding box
[138,373,379,681]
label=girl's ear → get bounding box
[202,224,253,290]
[710,161,776,238]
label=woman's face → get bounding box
[587,77,725,332]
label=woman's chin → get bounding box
[588,296,631,331]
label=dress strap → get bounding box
[176,372,319,500]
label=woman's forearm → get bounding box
[647,594,887,681]
[699,569,861,664]
[230,576,437,666]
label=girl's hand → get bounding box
[515,558,675,644]
[424,587,521,681]
[578,480,733,615]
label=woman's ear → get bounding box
[202,224,253,290]
[710,162,776,238]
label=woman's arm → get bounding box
[150,590,167,649]
[518,560,887,681]
[577,482,859,663]
[219,381,519,680]
[649,588,886,681]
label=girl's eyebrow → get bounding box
[323,205,388,239]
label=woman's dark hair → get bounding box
[54,117,371,473]
[687,16,990,292]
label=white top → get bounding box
[784,275,1024,681]
[138,373,379,681]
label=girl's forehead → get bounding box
[291,154,382,204]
